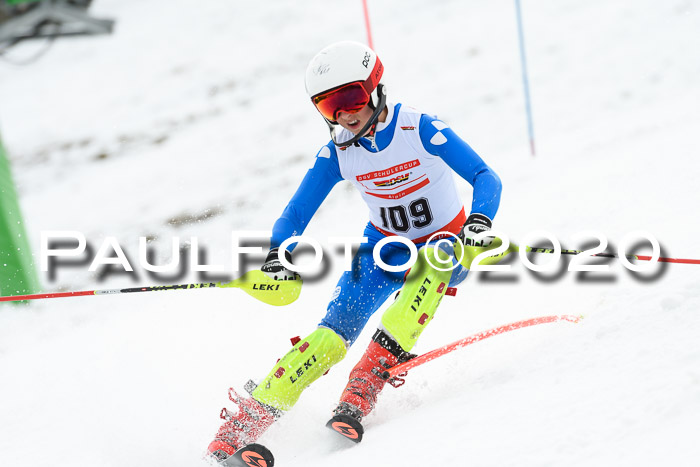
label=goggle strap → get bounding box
[363,56,383,94]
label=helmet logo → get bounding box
[314,63,330,75]
[362,52,371,68]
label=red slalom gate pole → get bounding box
[0,283,219,303]
[361,0,374,49]
[0,290,98,301]
[384,314,582,379]
[636,255,700,265]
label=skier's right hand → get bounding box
[261,248,301,281]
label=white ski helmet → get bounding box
[305,41,386,147]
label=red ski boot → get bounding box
[207,384,281,465]
[327,330,414,442]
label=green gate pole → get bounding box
[0,129,40,302]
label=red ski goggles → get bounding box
[313,83,371,121]
[311,57,383,122]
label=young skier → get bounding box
[207,40,502,463]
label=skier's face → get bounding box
[336,105,375,135]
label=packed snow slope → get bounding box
[1,1,699,466]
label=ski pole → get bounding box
[458,238,700,267]
[383,314,581,379]
[526,246,700,265]
[0,270,302,306]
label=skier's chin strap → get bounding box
[326,83,387,149]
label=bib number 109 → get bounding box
[378,198,434,232]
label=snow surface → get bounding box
[1,0,700,466]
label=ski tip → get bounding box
[327,414,364,443]
[220,443,274,467]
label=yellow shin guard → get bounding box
[381,245,453,352]
[252,327,347,411]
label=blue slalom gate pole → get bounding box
[514,0,536,156]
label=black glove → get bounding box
[261,248,300,281]
[458,213,493,247]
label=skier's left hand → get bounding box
[261,248,301,281]
[459,213,494,247]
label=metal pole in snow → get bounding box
[514,0,536,156]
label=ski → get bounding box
[326,413,364,443]
[212,443,274,467]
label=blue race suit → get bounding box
[270,103,501,345]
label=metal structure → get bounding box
[0,0,113,46]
